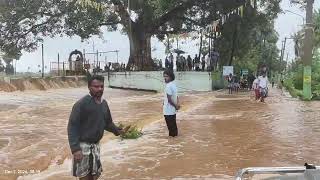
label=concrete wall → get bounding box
[106,71,213,92]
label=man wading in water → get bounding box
[163,69,180,137]
[258,73,269,103]
[68,75,124,180]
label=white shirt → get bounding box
[252,79,259,90]
[206,56,211,66]
[163,81,178,115]
[258,76,268,88]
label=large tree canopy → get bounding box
[0,0,74,59]
[0,0,282,71]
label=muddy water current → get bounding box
[0,88,320,180]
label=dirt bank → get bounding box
[0,76,87,92]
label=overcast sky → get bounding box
[12,0,320,73]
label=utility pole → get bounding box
[92,41,95,66]
[58,53,60,76]
[208,33,211,58]
[94,50,99,75]
[280,37,294,72]
[96,50,99,68]
[63,62,65,77]
[280,40,284,64]
[281,38,287,62]
[302,0,314,100]
[41,43,44,78]
[14,59,17,76]
[285,53,289,71]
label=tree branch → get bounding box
[110,0,132,29]
[179,16,205,28]
[7,0,78,42]
[99,21,121,26]
[15,16,59,44]
[155,28,197,35]
[148,0,196,33]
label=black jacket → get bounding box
[67,95,120,153]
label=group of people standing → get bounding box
[165,53,218,72]
[103,62,126,72]
[227,73,241,94]
[227,71,271,103]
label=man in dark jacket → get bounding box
[165,57,169,69]
[201,56,206,71]
[187,55,192,71]
[68,75,123,180]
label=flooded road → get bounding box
[1,87,320,179]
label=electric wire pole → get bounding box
[302,0,314,100]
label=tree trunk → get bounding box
[229,24,238,66]
[198,31,203,59]
[126,26,153,71]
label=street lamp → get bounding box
[284,10,305,24]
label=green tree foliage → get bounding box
[215,1,281,74]
[0,0,73,57]
[286,49,320,98]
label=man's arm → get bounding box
[67,102,82,154]
[166,84,180,110]
[105,102,121,136]
[177,96,180,109]
[167,94,177,109]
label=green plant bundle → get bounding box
[118,123,143,139]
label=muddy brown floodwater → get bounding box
[1,87,320,180]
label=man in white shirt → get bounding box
[258,73,268,102]
[163,69,180,137]
[252,77,259,100]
